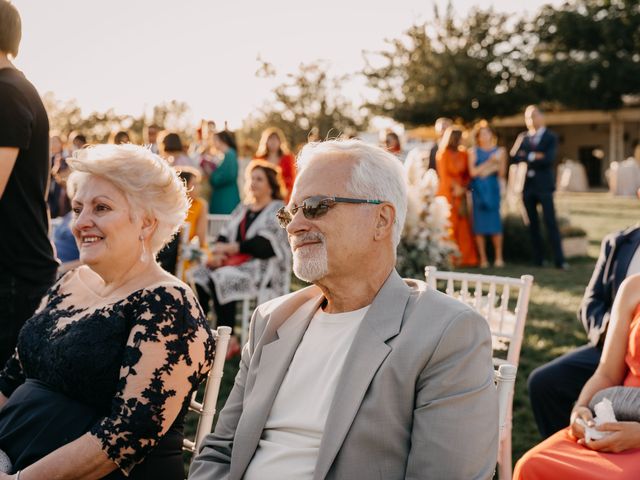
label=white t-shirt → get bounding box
[243,304,370,480]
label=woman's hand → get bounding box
[212,242,239,255]
[583,422,640,452]
[206,253,225,269]
[569,406,594,440]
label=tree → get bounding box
[528,0,640,109]
[363,4,534,125]
[243,60,367,149]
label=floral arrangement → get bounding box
[396,169,458,278]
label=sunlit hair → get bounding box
[67,144,189,254]
[255,127,291,158]
[472,120,497,147]
[243,159,286,203]
[296,139,407,247]
[0,0,21,58]
[109,130,131,145]
[438,126,464,152]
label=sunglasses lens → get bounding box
[276,208,292,228]
[302,197,330,219]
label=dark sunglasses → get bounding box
[276,195,383,228]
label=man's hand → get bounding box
[582,422,640,452]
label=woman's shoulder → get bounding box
[619,274,640,303]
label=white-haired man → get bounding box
[189,140,498,480]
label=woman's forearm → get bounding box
[19,433,116,480]
[575,371,618,409]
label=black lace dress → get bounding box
[0,269,215,478]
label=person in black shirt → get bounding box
[0,0,58,366]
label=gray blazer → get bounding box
[189,270,498,480]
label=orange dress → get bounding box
[436,147,478,267]
[185,197,206,245]
[514,304,640,479]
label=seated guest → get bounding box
[193,160,290,358]
[189,140,497,480]
[160,132,193,167]
[179,167,209,249]
[528,222,640,438]
[254,127,296,201]
[0,144,215,479]
[514,274,640,479]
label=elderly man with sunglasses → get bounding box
[189,140,498,480]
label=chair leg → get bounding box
[498,419,513,480]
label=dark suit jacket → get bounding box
[579,226,640,346]
[510,128,558,193]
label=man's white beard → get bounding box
[291,234,329,282]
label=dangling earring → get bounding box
[139,235,148,263]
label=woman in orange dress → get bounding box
[254,127,295,201]
[436,126,478,267]
[514,273,640,479]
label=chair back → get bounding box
[207,214,231,243]
[183,326,232,455]
[425,266,533,480]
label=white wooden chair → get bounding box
[183,326,233,456]
[207,214,231,244]
[425,266,533,480]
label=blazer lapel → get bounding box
[313,271,411,480]
[231,293,325,478]
[613,227,640,294]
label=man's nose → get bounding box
[286,208,310,236]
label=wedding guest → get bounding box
[144,124,160,154]
[209,129,240,214]
[159,132,193,167]
[514,274,640,479]
[193,160,290,359]
[48,133,70,218]
[468,120,506,268]
[0,144,215,479]
[189,140,497,480]
[109,130,130,145]
[436,126,478,267]
[254,127,295,200]
[0,0,58,366]
[510,105,567,269]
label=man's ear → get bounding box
[374,203,396,241]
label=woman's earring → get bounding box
[139,235,148,263]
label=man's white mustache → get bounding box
[290,232,325,249]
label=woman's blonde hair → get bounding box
[255,127,291,158]
[67,144,189,254]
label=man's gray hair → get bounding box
[296,139,408,246]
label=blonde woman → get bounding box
[0,144,214,479]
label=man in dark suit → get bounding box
[510,105,566,269]
[528,224,640,438]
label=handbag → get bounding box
[221,253,252,267]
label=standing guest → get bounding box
[189,140,497,480]
[193,160,290,359]
[254,127,295,201]
[384,130,405,162]
[209,129,240,214]
[429,117,453,171]
[144,124,160,154]
[0,0,58,366]
[69,132,87,153]
[48,133,70,218]
[0,144,215,479]
[514,274,640,479]
[109,130,130,145]
[469,120,507,268]
[436,126,479,267]
[159,132,193,167]
[510,105,567,269]
[528,221,640,438]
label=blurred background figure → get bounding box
[68,132,87,153]
[468,120,506,268]
[209,129,240,214]
[144,123,160,154]
[48,133,70,219]
[109,130,130,145]
[429,117,453,172]
[159,131,193,167]
[50,163,81,275]
[192,160,291,358]
[0,0,58,365]
[384,130,406,162]
[254,127,295,201]
[436,126,478,267]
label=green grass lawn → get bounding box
[184,191,640,472]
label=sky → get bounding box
[12,0,562,129]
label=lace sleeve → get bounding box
[89,285,214,474]
[0,351,25,398]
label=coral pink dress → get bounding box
[514,304,640,479]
